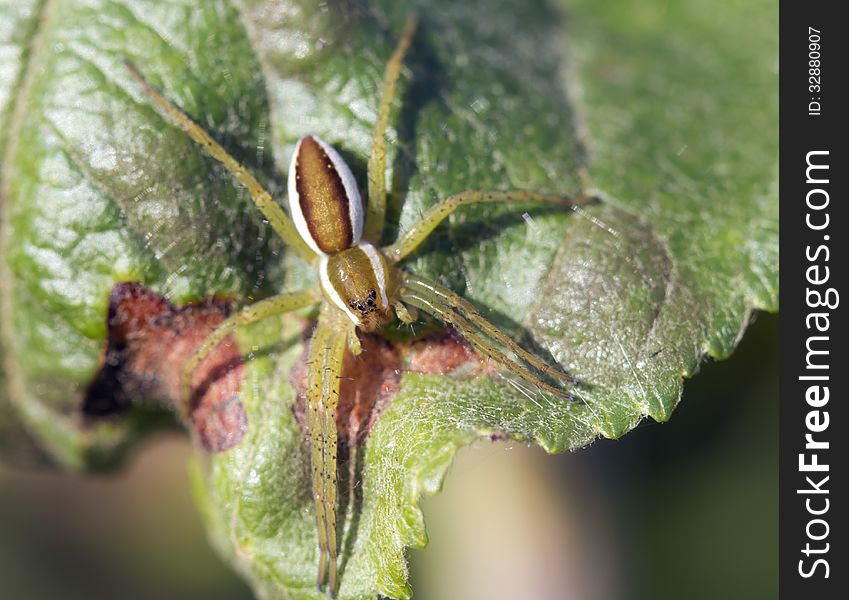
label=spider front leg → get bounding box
[403,274,574,386]
[124,61,316,263]
[307,307,349,596]
[180,289,319,415]
[400,275,574,399]
[383,190,596,264]
[364,17,418,243]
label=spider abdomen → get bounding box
[288,135,364,255]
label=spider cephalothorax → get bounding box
[127,16,593,597]
[320,243,394,332]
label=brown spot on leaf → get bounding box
[290,333,402,459]
[84,282,246,452]
[406,329,499,376]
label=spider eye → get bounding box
[368,289,377,300]
[348,300,356,308]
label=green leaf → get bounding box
[0,0,776,598]
[0,0,52,466]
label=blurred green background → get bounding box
[0,312,777,600]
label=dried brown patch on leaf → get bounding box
[291,332,402,458]
[84,282,246,452]
[404,329,498,376]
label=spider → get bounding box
[126,17,592,597]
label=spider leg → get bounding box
[307,308,348,596]
[400,287,572,400]
[180,289,319,416]
[403,273,574,386]
[307,321,331,591]
[124,61,316,263]
[363,16,418,243]
[383,190,596,264]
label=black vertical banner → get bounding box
[779,2,848,598]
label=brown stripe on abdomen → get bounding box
[295,136,353,254]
